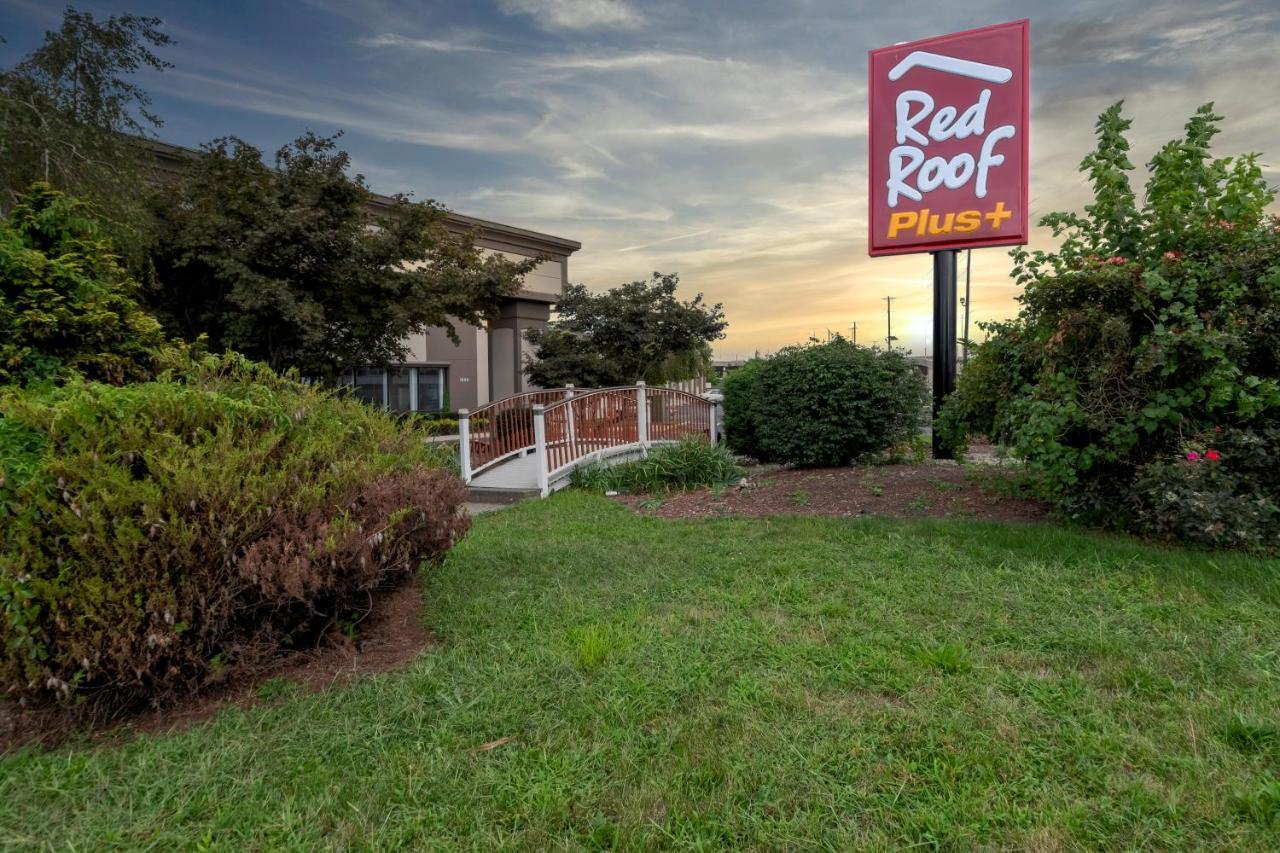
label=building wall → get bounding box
[502,255,564,297]
[390,255,563,411]
[490,296,553,395]
[400,322,484,411]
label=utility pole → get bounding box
[962,249,973,366]
[850,321,857,346]
[883,297,895,351]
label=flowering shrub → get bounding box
[940,103,1280,549]
[1133,452,1278,551]
[1,353,468,715]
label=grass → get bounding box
[3,491,1280,848]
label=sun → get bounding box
[906,315,933,346]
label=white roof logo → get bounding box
[888,51,1012,84]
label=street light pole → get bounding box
[850,321,857,346]
[884,297,895,351]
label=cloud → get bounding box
[1035,2,1279,68]
[498,0,642,31]
[462,184,674,223]
[113,0,1280,358]
[154,70,532,154]
[616,229,714,253]
[356,33,496,53]
[541,51,710,71]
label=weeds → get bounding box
[1221,713,1280,753]
[915,642,972,674]
[571,437,742,495]
[571,624,614,671]
[1236,780,1280,828]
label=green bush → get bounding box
[720,358,768,460]
[741,339,927,468]
[933,320,1033,457]
[0,184,173,387]
[571,437,742,493]
[1133,457,1278,551]
[0,352,468,715]
[940,103,1280,547]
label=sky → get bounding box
[2,0,1278,358]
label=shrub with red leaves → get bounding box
[1,353,468,717]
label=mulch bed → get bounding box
[1,579,432,754]
[616,462,1051,524]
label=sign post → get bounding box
[868,19,1029,458]
[932,250,958,448]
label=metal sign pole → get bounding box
[931,250,959,459]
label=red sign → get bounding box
[867,20,1029,256]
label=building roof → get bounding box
[144,139,581,261]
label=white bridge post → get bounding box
[704,391,723,445]
[564,384,576,453]
[458,408,472,484]
[532,404,549,497]
[636,381,648,453]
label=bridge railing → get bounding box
[459,383,720,492]
[534,384,716,495]
[458,388,567,482]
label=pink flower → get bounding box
[1186,451,1200,461]
[1162,251,1182,262]
[1105,256,1129,266]
[1205,449,1221,461]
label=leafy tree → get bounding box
[941,103,1280,548]
[145,133,537,378]
[0,184,171,386]
[0,7,173,261]
[525,272,727,387]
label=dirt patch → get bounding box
[617,462,1050,524]
[1,579,432,754]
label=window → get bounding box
[417,367,445,413]
[353,368,385,407]
[388,368,413,412]
[343,367,447,413]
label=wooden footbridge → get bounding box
[460,383,720,498]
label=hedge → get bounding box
[724,340,927,467]
[1,353,468,716]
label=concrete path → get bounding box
[466,502,509,516]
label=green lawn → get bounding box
[4,492,1280,849]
